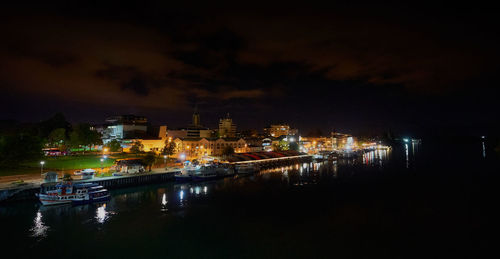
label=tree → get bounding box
[142,152,156,172]
[221,145,235,158]
[289,141,299,151]
[130,141,144,154]
[68,130,82,150]
[75,123,102,151]
[0,134,43,167]
[273,140,289,151]
[47,128,66,147]
[162,141,176,157]
[38,113,71,139]
[106,139,122,152]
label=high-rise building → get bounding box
[264,124,290,137]
[102,115,148,143]
[218,113,236,138]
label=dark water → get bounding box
[1,139,496,258]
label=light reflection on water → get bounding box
[95,204,109,224]
[19,151,395,243]
[30,211,49,238]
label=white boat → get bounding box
[175,161,200,181]
[37,182,109,206]
[235,164,259,174]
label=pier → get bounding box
[0,169,179,202]
[1,153,313,202]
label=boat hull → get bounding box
[72,195,110,205]
[175,175,192,181]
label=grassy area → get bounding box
[0,153,175,177]
[22,153,144,171]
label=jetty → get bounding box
[1,152,313,202]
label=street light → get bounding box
[163,155,167,165]
[100,158,104,174]
[40,161,45,177]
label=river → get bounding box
[0,138,495,258]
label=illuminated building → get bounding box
[218,113,237,138]
[173,137,249,159]
[101,115,148,144]
[264,124,292,137]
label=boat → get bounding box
[174,170,193,181]
[70,183,110,205]
[235,163,259,174]
[192,165,218,181]
[80,169,96,179]
[175,161,199,181]
[216,164,235,176]
[37,181,110,206]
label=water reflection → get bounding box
[482,141,486,158]
[405,144,409,168]
[161,193,168,212]
[95,204,109,224]
[175,183,211,208]
[30,211,49,238]
[362,149,389,166]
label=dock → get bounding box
[0,168,179,202]
[1,153,313,202]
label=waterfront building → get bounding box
[331,132,355,150]
[101,115,148,144]
[122,126,168,153]
[218,113,237,138]
[300,136,335,153]
[173,137,248,159]
[168,107,214,139]
[264,124,290,137]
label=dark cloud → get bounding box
[0,3,498,135]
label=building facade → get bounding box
[173,137,248,159]
[218,113,236,138]
[101,115,148,144]
[264,124,292,137]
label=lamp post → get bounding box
[100,158,104,174]
[40,161,45,178]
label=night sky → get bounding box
[1,2,498,136]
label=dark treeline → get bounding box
[0,113,102,168]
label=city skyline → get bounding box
[1,3,499,137]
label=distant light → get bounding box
[103,155,108,159]
[403,138,409,143]
[100,159,104,162]
[290,137,295,142]
[163,155,167,159]
[40,161,45,165]
[481,136,486,139]
[179,153,186,160]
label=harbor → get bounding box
[0,153,313,203]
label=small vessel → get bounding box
[37,181,110,206]
[235,163,259,174]
[174,170,193,181]
[71,183,110,205]
[216,164,235,176]
[192,165,218,181]
[80,169,96,179]
[175,161,201,181]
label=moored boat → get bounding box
[37,181,110,206]
[235,163,259,174]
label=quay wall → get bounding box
[1,155,313,203]
[0,170,178,203]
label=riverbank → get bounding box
[1,154,313,202]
